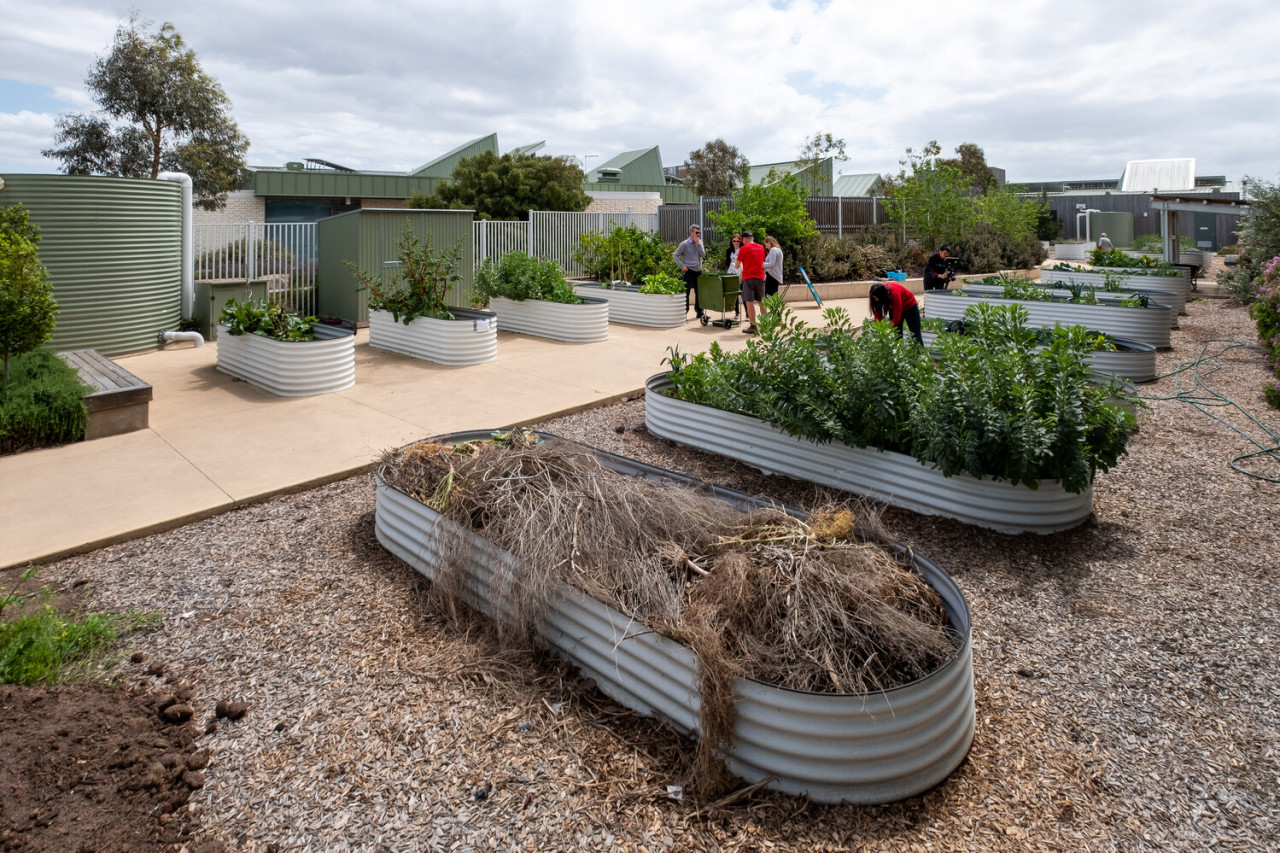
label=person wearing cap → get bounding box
[869,281,923,344]
[1096,232,1113,252]
[673,224,707,321]
[924,245,954,291]
[736,230,767,334]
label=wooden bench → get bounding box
[58,350,153,440]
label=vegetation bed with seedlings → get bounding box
[5,298,1278,850]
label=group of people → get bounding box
[673,225,783,335]
[675,224,944,346]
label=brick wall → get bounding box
[584,191,662,216]
[193,191,264,228]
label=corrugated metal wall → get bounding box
[1041,192,1242,246]
[317,209,475,323]
[0,174,181,357]
[252,170,443,201]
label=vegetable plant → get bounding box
[347,224,461,324]
[475,251,581,305]
[573,224,678,284]
[219,298,316,341]
[664,296,1135,493]
[638,272,684,295]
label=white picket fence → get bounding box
[193,221,318,316]
[474,211,659,277]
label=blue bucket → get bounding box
[887,271,907,282]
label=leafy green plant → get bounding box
[0,349,90,454]
[1249,256,1280,405]
[347,225,461,324]
[638,272,684,294]
[196,236,296,278]
[705,171,818,260]
[475,251,580,305]
[1088,247,1179,276]
[573,224,678,284]
[0,204,59,384]
[1131,233,1164,252]
[0,567,160,685]
[665,297,1135,493]
[219,298,315,340]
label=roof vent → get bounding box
[596,167,622,183]
[285,161,305,172]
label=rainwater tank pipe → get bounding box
[157,329,204,348]
[1076,208,1100,243]
[157,171,194,319]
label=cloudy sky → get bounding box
[2,0,1278,185]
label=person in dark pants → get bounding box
[869,281,923,344]
[673,224,706,320]
[923,245,954,291]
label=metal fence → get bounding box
[194,221,318,315]
[665,197,892,245]
[473,211,660,277]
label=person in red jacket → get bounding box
[869,281,923,344]
[736,231,768,334]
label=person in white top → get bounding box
[763,236,784,299]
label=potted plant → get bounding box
[216,299,355,396]
[375,429,976,803]
[572,272,688,328]
[349,225,498,366]
[475,251,608,343]
[924,275,1174,348]
[647,298,1137,534]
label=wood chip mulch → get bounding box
[33,293,1280,852]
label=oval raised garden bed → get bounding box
[571,282,687,328]
[374,430,976,804]
[489,295,609,343]
[645,374,1095,534]
[921,330,1158,383]
[215,323,355,397]
[1053,242,1089,260]
[368,307,498,366]
[1040,266,1190,316]
[922,291,1173,349]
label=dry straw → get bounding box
[380,431,956,792]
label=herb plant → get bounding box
[664,296,1135,493]
[219,298,316,341]
[638,272,684,294]
[347,224,461,324]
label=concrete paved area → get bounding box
[1,298,871,569]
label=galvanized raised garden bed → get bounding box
[215,323,355,397]
[368,307,498,366]
[489,296,609,343]
[572,282,687,328]
[922,291,1173,349]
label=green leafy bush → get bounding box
[953,221,1046,274]
[573,225,678,284]
[638,272,684,294]
[1087,247,1179,275]
[347,225,461,323]
[705,171,818,261]
[219,298,316,341]
[0,349,90,454]
[664,298,1134,493]
[1250,256,1280,407]
[1131,233,1164,252]
[0,203,58,383]
[475,251,581,305]
[791,230,920,282]
[196,236,296,278]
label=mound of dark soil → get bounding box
[0,680,207,852]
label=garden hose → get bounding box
[1137,339,1280,483]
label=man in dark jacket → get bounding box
[924,245,954,291]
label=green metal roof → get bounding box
[250,169,444,200]
[410,133,499,177]
[833,173,884,197]
[589,147,666,187]
[744,157,834,196]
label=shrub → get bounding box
[0,204,58,384]
[573,225,678,284]
[953,222,1046,274]
[195,236,296,278]
[0,349,90,454]
[1250,256,1280,371]
[791,230,920,282]
[638,272,684,294]
[347,225,461,323]
[665,297,1135,493]
[475,251,580,305]
[1131,233,1164,253]
[219,298,315,341]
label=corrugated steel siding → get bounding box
[411,133,498,178]
[645,375,1095,535]
[1039,268,1190,315]
[0,174,181,357]
[317,209,475,323]
[374,434,975,804]
[214,324,355,396]
[252,170,443,201]
[489,296,609,342]
[367,307,497,365]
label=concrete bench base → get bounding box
[58,349,152,440]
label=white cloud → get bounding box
[1,0,1278,182]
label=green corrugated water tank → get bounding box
[1088,211,1134,249]
[317,208,475,323]
[0,174,181,357]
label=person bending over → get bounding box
[869,281,923,344]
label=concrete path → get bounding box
[2,299,870,570]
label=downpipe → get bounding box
[157,171,194,321]
[157,329,204,348]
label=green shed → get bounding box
[317,208,475,324]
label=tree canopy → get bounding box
[683,139,749,197]
[794,131,847,174]
[42,15,248,211]
[409,152,590,221]
[705,172,818,257]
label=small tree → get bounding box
[683,139,749,197]
[409,152,590,221]
[42,15,249,211]
[1219,175,1280,302]
[706,172,818,261]
[0,205,58,383]
[882,142,975,248]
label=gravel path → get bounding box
[41,295,1280,852]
